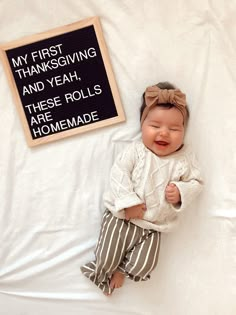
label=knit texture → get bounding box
[103,141,203,232]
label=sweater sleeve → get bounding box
[169,150,203,212]
[104,142,143,215]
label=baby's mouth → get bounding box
[155,141,169,146]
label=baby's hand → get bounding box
[165,183,181,205]
[125,203,146,220]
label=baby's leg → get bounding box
[81,211,127,295]
[121,230,160,281]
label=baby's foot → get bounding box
[110,270,125,290]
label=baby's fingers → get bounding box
[166,183,176,192]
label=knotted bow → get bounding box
[141,85,187,125]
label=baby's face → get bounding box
[141,106,185,156]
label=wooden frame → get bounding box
[0,16,125,146]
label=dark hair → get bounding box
[140,81,189,124]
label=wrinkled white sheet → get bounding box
[0,1,236,314]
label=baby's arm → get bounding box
[104,143,144,217]
[165,150,203,211]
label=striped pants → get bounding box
[81,210,160,294]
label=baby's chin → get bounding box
[149,143,183,157]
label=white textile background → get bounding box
[0,1,236,314]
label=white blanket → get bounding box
[0,1,235,314]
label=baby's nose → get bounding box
[159,127,169,136]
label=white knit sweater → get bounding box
[103,141,203,232]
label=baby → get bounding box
[81,81,203,295]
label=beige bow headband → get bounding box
[141,85,187,125]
